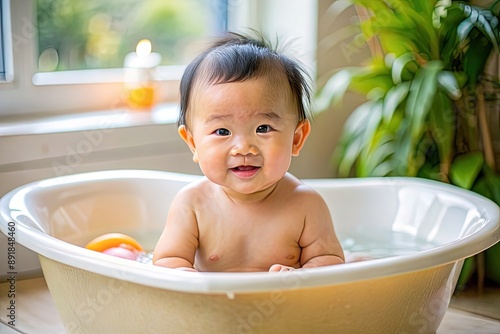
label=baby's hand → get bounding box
[269,264,296,272]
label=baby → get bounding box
[153,32,344,272]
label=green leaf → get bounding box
[478,14,499,51]
[399,5,439,58]
[324,0,356,23]
[437,71,462,99]
[418,161,442,181]
[457,4,500,52]
[449,152,485,189]
[356,101,385,175]
[315,68,364,111]
[471,168,500,205]
[414,0,434,17]
[485,170,500,205]
[335,97,394,177]
[391,52,416,84]
[336,137,363,177]
[457,18,475,42]
[428,90,455,171]
[371,160,395,176]
[348,58,394,95]
[351,0,389,13]
[395,119,412,175]
[439,4,468,67]
[378,30,421,56]
[335,102,374,176]
[354,1,433,56]
[464,35,494,89]
[405,61,443,148]
[411,132,434,177]
[342,101,374,137]
[457,256,476,289]
[383,81,409,123]
[359,133,395,176]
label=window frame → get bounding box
[0,0,13,84]
[0,0,5,81]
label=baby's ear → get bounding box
[178,125,199,163]
[292,120,311,156]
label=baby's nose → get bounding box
[230,136,259,156]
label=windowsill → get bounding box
[0,102,192,172]
[0,103,179,137]
[31,65,186,86]
[0,100,200,187]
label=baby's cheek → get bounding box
[268,146,294,170]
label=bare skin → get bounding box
[153,173,344,272]
[153,77,344,272]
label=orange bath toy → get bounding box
[85,233,145,260]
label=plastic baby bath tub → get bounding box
[0,170,498,334]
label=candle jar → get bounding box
[124,40,161,110]
[124,67,156,110]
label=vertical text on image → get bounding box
[6,221,17,326]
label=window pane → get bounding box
[36,0,227,72]
[0,0,5,80]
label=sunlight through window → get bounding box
[36,0,227,72]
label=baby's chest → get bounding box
[195,214,303,270]
[197,209,302,244]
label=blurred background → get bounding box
[36,0,219,71]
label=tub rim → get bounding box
[1,169,499,294]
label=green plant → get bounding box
[317,0,500,286]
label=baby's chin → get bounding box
[202,171,287,195]
[219,179,282,196]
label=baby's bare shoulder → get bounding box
[279,174,325,205]
[280,173,318,194]
[174,177,214,204]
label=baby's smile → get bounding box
[230,165,261,178]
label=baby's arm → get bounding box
[299,190,345,268]
[153,188,199,271]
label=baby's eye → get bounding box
[256,125,273,133]
[215,128,231,136]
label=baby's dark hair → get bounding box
[178,32,312,127]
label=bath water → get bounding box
[341,231,438,262]
[138,231,438,265]
[76,229,439,265]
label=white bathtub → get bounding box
[1,170,498,333]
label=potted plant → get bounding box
[317,0,500,290]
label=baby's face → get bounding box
[180,78,309,196]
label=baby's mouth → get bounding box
[230,165,261,177]
[232,166,259,171]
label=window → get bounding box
[36,0,227,72]
[0,0,228,116]
[0,0,316,118]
